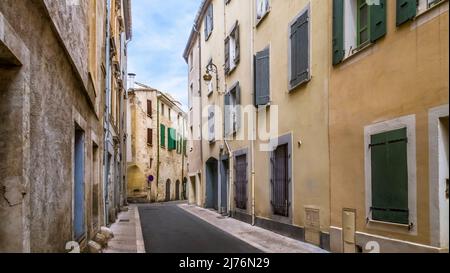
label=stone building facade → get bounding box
[103,0,132,225]
[126,80,188,203]
[0,0,131,252]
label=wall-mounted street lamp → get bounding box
[203,63,220,93]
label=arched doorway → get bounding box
[175,180,180,200]
[165,179,171,202]
[182,177,188,200]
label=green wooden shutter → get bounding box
[168,128,176,150]
[255,47,270,106]
[332,0,345,65]
[160,124,166,147]
[370,128,409,225]
[370,0,387,42]
[396,0,417,26]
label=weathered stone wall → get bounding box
[0,0,104,252]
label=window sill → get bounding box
[416,0,448,19]
[289,76,311,93]
[256,9,270,28]
[205,31,213,42]
[226,65,238,76]
[366,219,415,233]
[340,42,374,65]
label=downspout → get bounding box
[222,0,233,216]
[103,0,112,226]
[193,24,203,206]
[181,113,185,197]
[250,0,256,226]
[156,94,160,201]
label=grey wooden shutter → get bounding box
[396,0,417,26]
[332,0,345,65]
[224,92,231,137]
[224,37,230,74]
[255,48,270,106]
[290,9,310,88]
[234,23,240,65]
[235,83,241,133]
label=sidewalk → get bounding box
[178,203,328,253]
[103,205,145,253]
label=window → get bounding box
[169,108,172,121]
[160,124,166,148]
[168,128,176,151]
[235,154,248,210]
[332,0,386,64]
[254,47,270,106]
[147,100,152,117]
[208,105,215,143]
[256,0,270,22]
[205,4,214,40]
[369,128,409,225]
[289,7,310,90]
[224,83,241,136]
[161,103,165,117]
[225,22,240,75]
[147,128,153,146]
[396,0,444,26]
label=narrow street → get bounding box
[137,202,261,253]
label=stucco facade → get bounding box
[184,0,332,250]
[329,0,449,253]
[127,81,188,204]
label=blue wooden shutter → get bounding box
[370,0,387,42]
[332,0,345,65]
[290,9,310,88]
[396,0,417,26]
[370,128,409,225]
[255,48,270,106]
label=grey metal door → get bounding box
[235,155,247,210]
[271,144,289,217]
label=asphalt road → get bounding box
[138,202,262,253]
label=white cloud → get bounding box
[128,0,200,110]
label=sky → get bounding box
[128,0,201,110]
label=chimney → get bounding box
[128,73,136,90]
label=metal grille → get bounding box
[235,154,247,210]
[271,144,289,217]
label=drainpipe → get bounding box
[250,0,256,226]
[156,94,160,202]
[103,0,112,226]
[193,25,203,206]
